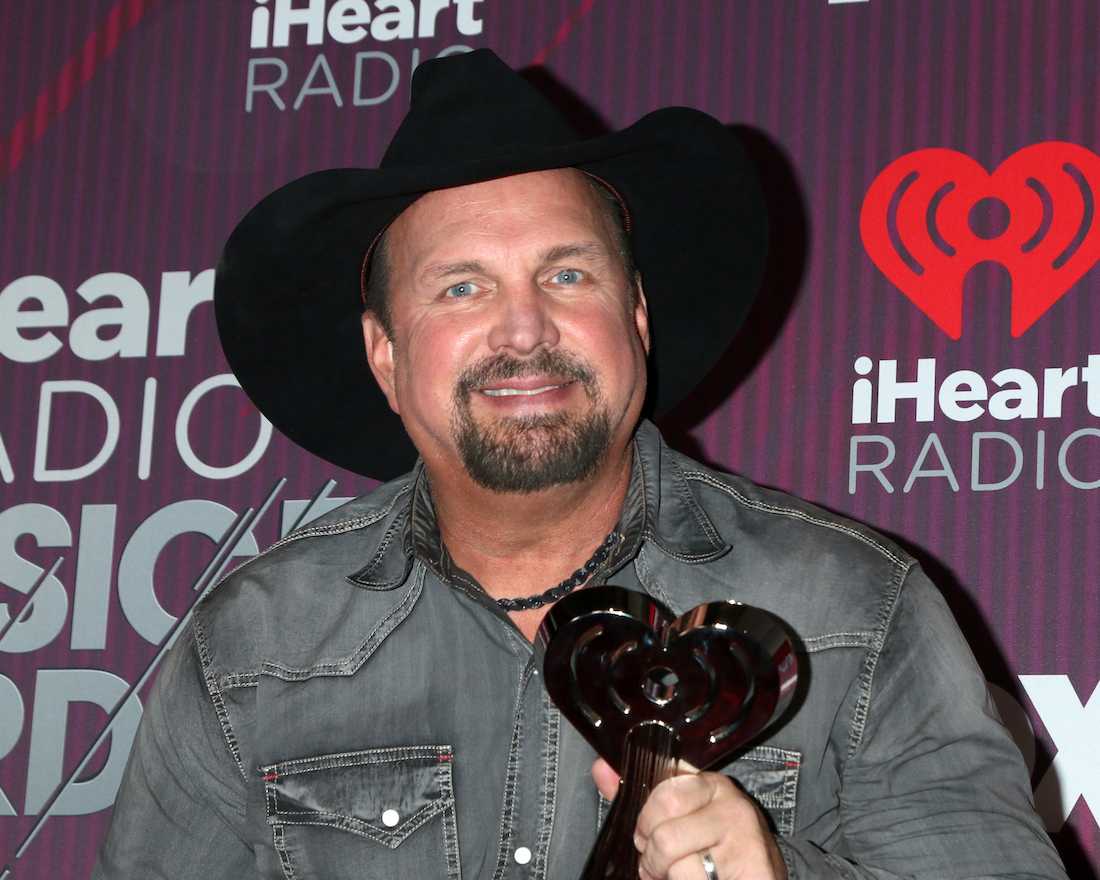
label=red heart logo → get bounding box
[536,586,797,775]
[860,142,1100,337]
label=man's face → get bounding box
[362,168,650,493]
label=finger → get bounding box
[637,777,727,879]
[590,757,621,801]
[639,811,729,880]
[640,848,720,880]
[635,773,720,841]
[645,849,718,880]
[638,775,776,880]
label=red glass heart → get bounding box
[536,585,798,775]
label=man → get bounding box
[95,50,1066,880]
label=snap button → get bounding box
[381,809,400,827]
[514,846,532,865]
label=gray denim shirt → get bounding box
[94,421,1066,880]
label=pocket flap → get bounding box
[264,745,454,848]
[727,745,800,836]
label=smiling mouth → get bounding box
[456,351,596,405]
[481,383,570,397]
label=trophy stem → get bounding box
[580,721,681,880]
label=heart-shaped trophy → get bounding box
[535,585,798,880]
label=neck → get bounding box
[427,440,634,641]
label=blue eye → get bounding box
[447,282,476,298]
[553,269,580,284]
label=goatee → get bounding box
[452,350,612,493]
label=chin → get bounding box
[455,409,613,494]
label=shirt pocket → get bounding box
[725,745,801,837]
[263,745,460,880]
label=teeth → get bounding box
[482,384,567,397]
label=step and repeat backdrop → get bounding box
[0,1,1097,877]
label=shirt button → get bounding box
[514,846,532,865]
[381,809,400,827]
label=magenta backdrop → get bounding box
[0,1,1097,877]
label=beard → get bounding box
[451,350,612,493]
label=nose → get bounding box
[486,281,560,355]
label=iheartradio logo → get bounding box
[860,143,1100,338]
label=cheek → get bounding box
[394,322,473,406]
[594,314,649,402]
[579,307,647,367]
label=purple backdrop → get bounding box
[1,1,1096,877]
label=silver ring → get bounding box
[700,850,719,880]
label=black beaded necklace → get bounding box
[496,531,620,612]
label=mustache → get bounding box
[455,350,598,398]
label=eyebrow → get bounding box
[541,242,610,264]
[420,242,611,283]
[418,240,615,288]
[422,261,486,283]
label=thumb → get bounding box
[591,757,621,800]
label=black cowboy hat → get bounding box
[215,49,767,480]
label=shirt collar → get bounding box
[358,420,730,592]
[621,420,730,566]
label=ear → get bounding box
[633,276,651,357]
[362,311,400,415]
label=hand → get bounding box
[591,758,787,880]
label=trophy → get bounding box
[536,586,798,880]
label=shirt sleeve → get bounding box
[779,565,1068,880]
[92,621,260,880]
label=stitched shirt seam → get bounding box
[684,471,909,568]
